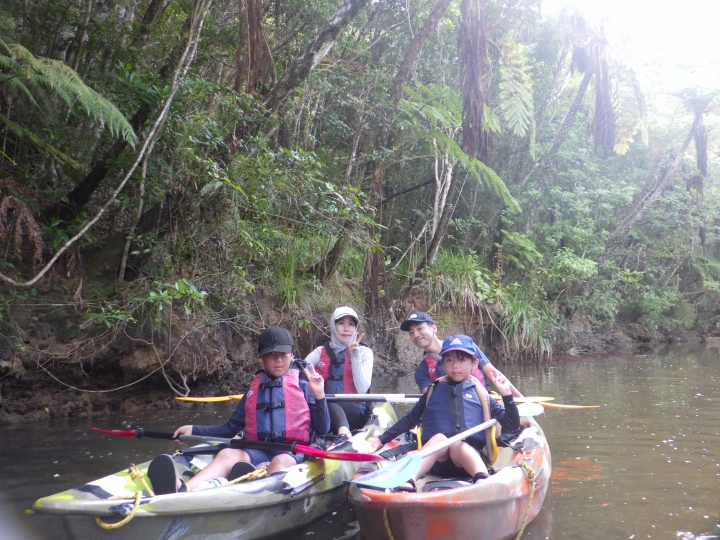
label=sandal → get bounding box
[394,479,417,493]
[148,454,179,495]
[227,461,257,481]
[472,472,489,483]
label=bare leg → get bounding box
[267,453,297,474]
[185,448,250,491]
[447,441,487,476]
[410,434,450,482]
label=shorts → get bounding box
[427,444,485,478]
[244,448,305,466]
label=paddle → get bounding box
[176,393,557,404]
[91,427,383,462]
[349,419,498,490]
[516,402,544,416]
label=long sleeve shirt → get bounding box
[378,384,519,449]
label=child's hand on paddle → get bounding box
[172,425,193,444]
[368,437,383,452]
[304,363,325,399]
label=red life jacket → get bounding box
[425,353,487,387]
[315,342,358,394]
[244,365,311,443]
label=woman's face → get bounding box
[335,315,357,342]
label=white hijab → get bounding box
[329,306,360,354]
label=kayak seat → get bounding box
[421,479,471,492]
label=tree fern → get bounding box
[497,40,535,140]
[0,40,137,159]
[672,299,696,330]
[399,84,519,211]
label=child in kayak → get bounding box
[304,306,373,436]
[148,326,330,494]
[368,334,520,491]
[400,311,523,398]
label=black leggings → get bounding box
[328,402,367,434]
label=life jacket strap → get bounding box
[258,379,284,390]
[257,431,286,441]
[256,400,285,410]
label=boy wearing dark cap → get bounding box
[369,335,520,490]
[148,326,330,494]
[400,311,523,398]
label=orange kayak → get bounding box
[348,416,551,540]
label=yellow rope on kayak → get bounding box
[94,490,142,530]
[93,463,153,530]
[382,508,396,540]
[514,459,537,540]
[226,467,267,486]
[129,463,155,497]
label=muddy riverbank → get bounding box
[0,297,691,424]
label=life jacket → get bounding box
[424,353,488,390]
[244,363,311,443]
[316,342,359,395]
[422,375,497,462]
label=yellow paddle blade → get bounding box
[490,395,555,403]
[541,403,599,410]
[176,394,244,402]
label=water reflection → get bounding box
[3,345,720,539]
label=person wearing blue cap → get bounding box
[368,334,520,491]
[400,311,523,398]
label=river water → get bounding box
[3,344,720,539]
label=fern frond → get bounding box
[0,39,137,146]
[0,112,82,168]
[497,40,535,138]
[414,127,519,211]
[673,300,696,330]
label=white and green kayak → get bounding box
[33,403,397,540]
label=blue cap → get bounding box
[400,312,435,331]
[440,335,477,358]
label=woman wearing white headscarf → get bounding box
[304,306,373,435]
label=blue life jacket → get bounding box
[421,379,490,450]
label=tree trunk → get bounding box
[316,0,454,285]
[600,120,696,262]
[522,68,594,234]
[46,0,184,222]
[458,0,489,160]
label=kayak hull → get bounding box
[33,403,397,540]
[349,417,551,540]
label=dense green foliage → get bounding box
[0,0,718,364]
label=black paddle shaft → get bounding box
[134,428,300,453]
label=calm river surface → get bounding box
[3,344,720,539]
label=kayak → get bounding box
[348,414,551,540]
[33,403,397,540]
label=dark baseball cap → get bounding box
[400,311,435,331]
[257,326,294,357]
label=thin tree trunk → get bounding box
[315,0,454,285]
[600,120,696,262]
[47,0,186,222]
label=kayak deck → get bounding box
[33,403,397,540]
[349,417,551,540]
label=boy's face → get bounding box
[407,322,437,350]
[260,352,293,377]
[441,351,478,382]
[334,315,357,342]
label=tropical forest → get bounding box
[0,0,718,422]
